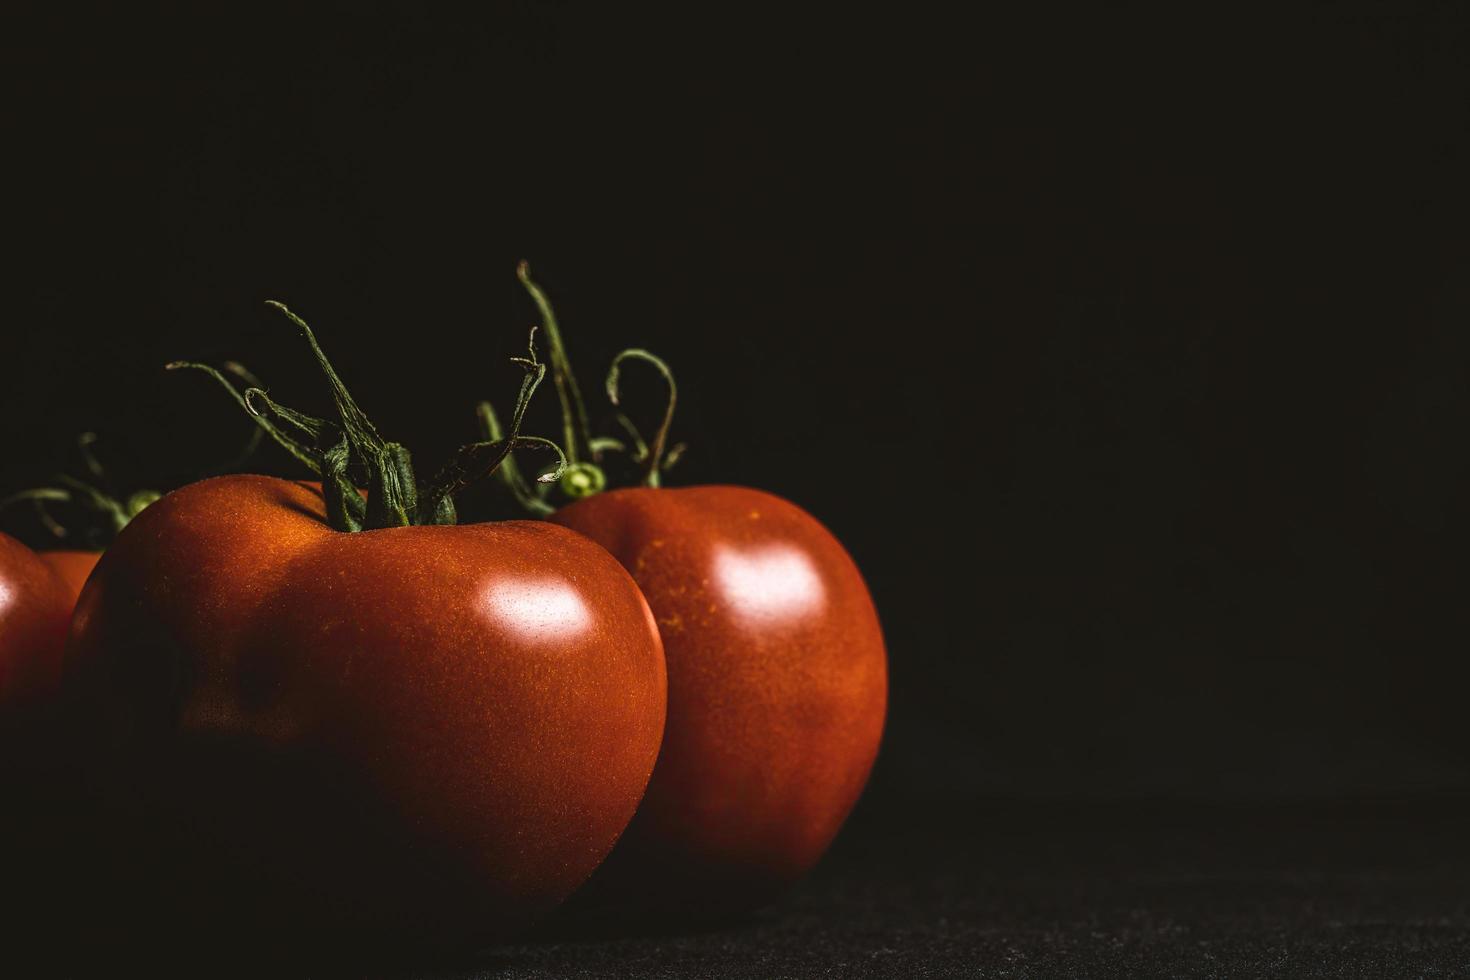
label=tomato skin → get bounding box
[37,549,101,604]
[0,533,74,707]
[549,485,886,918]
[65,475,666,953]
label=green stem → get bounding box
[612,412,648,461]
[210,362,268,472]
[264,301,419,531]
[55,474,132,534]
[180,310,390,533]
[485,264,690,515]
[174,302,562,533]
[241,387,335,445]
[606,348,678,488]
[166,361,321,474]
[0,488,73,510]
[76,432,106,481]
[241,389,371,531]
[477,401,553,516]
[517,261,594,464]
[1,482,151,540]
[1,436,164,544]
[319,437,366,532]
[419,328,568,520]
[0,488,74,539]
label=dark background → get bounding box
[5,2,1470,820]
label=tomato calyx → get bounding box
[480,262,685,515]
[0,433,167,549]
[174,302,565,533]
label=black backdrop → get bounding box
[4,2,1470,813]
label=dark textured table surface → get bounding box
[387,798,1470,979]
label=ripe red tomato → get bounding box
[66,474,666,952]
[0,532,74,707]
[549,485,886,918]
[62,305,667,958]
[498,264,886,922]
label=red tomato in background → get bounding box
[65,475,667,956]
[0,532,75,707]
[37,549,100,604]
[550,484,887,920]
[1,534,81,952]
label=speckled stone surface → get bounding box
[412,799,1470,979]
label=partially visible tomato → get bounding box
[0,534,79,951]
[0,532,74,707]
[37,549,101,603]
[550,486,886,919]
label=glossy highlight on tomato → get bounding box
[65,475,667,954]
[550,484,887,919]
